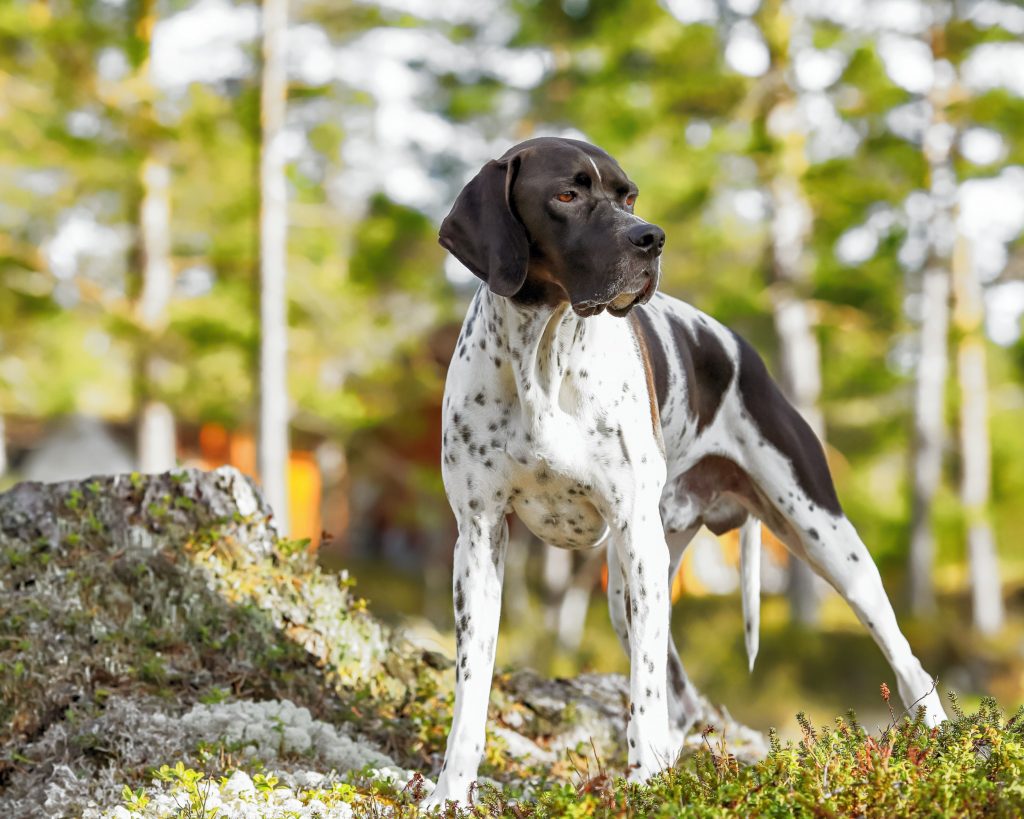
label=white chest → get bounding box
[442,290,666,550]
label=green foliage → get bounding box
[2,0,1022,536]
[350,194,447,294]
[465,698,1024,818]
[0,0,461,437]
[153,762,221,819]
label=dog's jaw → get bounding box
[574,272,658,318]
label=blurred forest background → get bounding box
[2,0,1024,734]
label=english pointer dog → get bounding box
[423,136,946,808]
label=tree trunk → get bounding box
[952,236,1004,634]
[542,546,572,633]
[0,414,7,478]
[133,0,176,475]
[502,520,534,625]
[748,3,827,627]
[555,549,605,651]
[907,267,949,614]
[769,131,825,627]
[772,293,825,625]
[258,0,291,533]
[137,154,177,473]
[906,19,958,616]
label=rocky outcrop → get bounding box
[0,468,764,818]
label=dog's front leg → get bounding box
[611,516,674,780]
[608,528,702,742]
[423,513,508,809]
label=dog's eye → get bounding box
[556,191,576,203]
[625,193,637,207]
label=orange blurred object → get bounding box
[599,548,690,603]
[198,423,230,464]
[197,422,322,549]
[288,451,322,550]
[229,432,257,478]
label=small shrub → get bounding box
[484,692,1024,818]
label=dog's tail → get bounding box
[738,516,761,673]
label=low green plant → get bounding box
[153,762,220,818]
[470,693,1024,818]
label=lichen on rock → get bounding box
[0,467,401,817]
[0,467,765,818]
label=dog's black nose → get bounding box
[628,223,666,254]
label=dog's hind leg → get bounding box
[735,440,947,725]
[664,527,705,737]
[729,330,946,725]
[606,535,632,652]
[786,512,947,726]
[733,437,946,725]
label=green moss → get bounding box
[0,476,392,763]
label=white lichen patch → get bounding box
[95,768,363,819]
[2,693,430,818]
[70,697,432,818]
[88,756,427,818]
[178,698,424,787]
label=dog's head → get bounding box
[439,137,665,317]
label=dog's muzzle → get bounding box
[602,222,665,316]
[572,273,658,318]
[606,273,658,317]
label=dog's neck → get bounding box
[480,286,595,417]
[475,286,605,474]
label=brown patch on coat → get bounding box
[674,454,801,547]
[628,311,665,455]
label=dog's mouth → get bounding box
[606,286,647,317]
[574,274,657,319]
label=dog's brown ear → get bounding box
[439,155,528,297]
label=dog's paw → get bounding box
[897,680,949,728]
[919,691,949,728]
[625,746,677,785]
[419,776,472,813]
[418,795,448,814]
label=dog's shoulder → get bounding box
[630,292,738,431]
